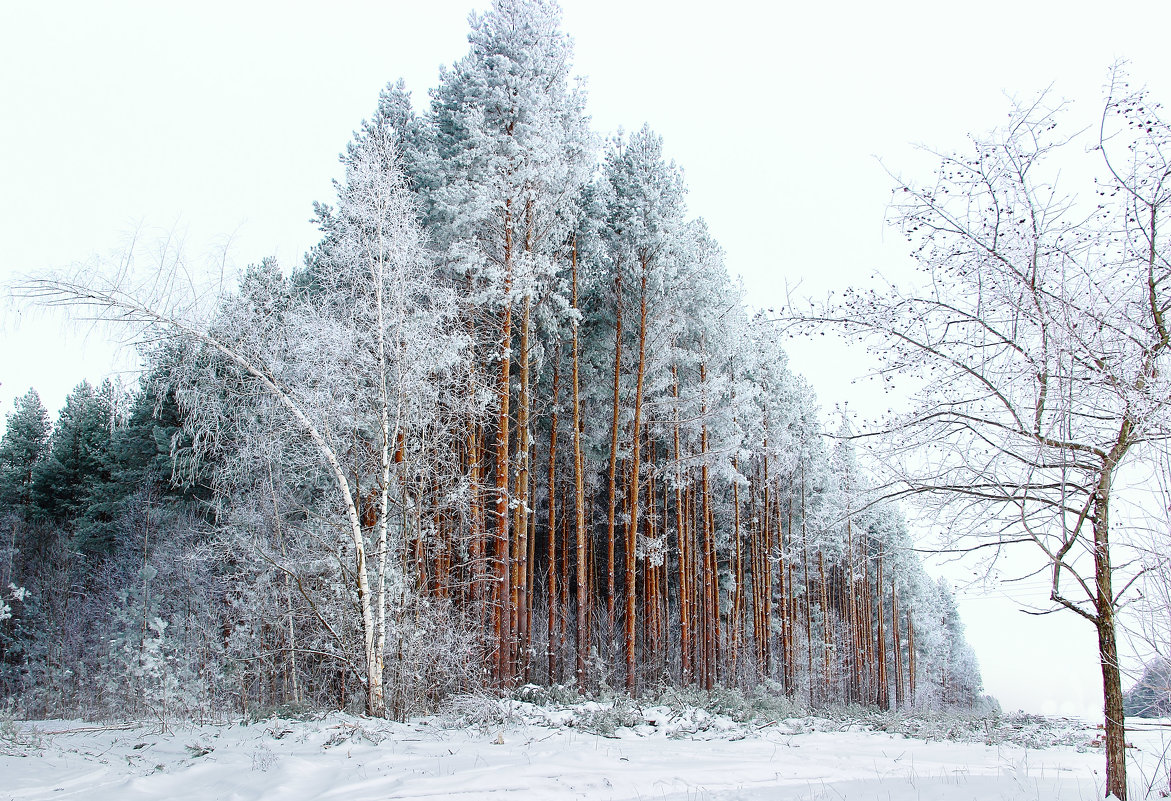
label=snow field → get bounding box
[3,708,1168,800]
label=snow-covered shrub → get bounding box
[649,681,806,724]
[243,701,319,724]
[852,707,1092,749]
[444,691,521,731]
[573,697,644,737]
[250,744,276,772]
[382,594,485,720]
[511,682,584,706]
[101,560,208,723]
[0,700,43,756]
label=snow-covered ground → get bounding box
[3,701,1169,800]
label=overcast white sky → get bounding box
[4,0,1171,716]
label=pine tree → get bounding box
[0,389,51,517]
[597,125,687,691]
[32,381,123,556]
[0,388,51,604]
[427,0,593,683]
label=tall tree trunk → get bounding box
[730,455,743,681]
[606,272,624,633]
[269,468,300,706]
[493,205,514,684]
[571,246,590,688]
[846,506,860,701]
[686,508,695,687]
[775,502,786,688]
[513,296,533,679]
[876,550,888,709]
[764,451,776,681]
[801,463,813,706]
[1093,475,1128,801]
[645,449,658,673]
[750,460,765,679]
[784,489,795,691]
[369,226,398,717]
[464,291,487,633]
[559,478,570,674]
[547,347,560,684]
[646,438,662,675]
[907,605,916,703]
[787,562,797,693]
[624,261,649,694]
[699,360,716,691]
[525,491,537,681]
[819,550,829,698]
[892,579,903,709]
[673,362,691,685]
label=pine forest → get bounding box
[0,0,984,722]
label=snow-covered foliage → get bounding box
[5,0,985,725]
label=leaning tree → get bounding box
[17,117,463,718]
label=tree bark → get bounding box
[907,605,916,703]
[699,360,716,690]
[801,462,813,706]
[546,347,560,684]
[571,247,590,688]
[513,296,533,678]
[493,206,514,684]
[606,272,624,632]
[673,363,691,685]
[1093,474,1128,801]
[624,261,649,694]
[876,550,888,709]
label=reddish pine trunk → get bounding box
[571,248,590,688]
[558,480,570,672]
[819,551,829,699]
[801,465,813,705]
[546,349,560,684]
[673,363,691,685]
[646,441,660,673]
[846,513,860,700]
[765,455,776,681]
[493,206,514,684]
[906,605,916,702]
[892,580,903,708]
[624,262,649,694]
[606,273,624,631]
[750,460,765,679]
[697,358,721,690]
[876,551,888,709]
[462,289,487,630]
[510,298,533,679]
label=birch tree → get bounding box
[18,119,459,717]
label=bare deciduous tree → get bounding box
[788,68,1171,799]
